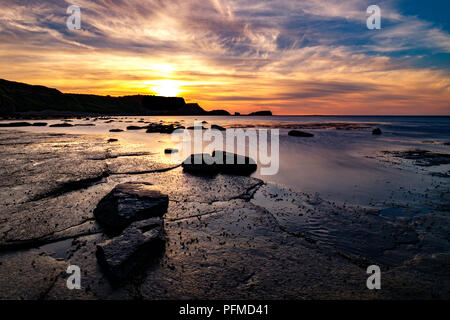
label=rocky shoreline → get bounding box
[0,129,449,299]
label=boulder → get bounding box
[182,153,219,174]
[32,122,48,127]
[182,151,257,176]
[109,129,124,132]
[96,218,164,281]
[93,183,169,234]
[126,126,146,130]
[164,148,179,154]
[146,123,183,134]
[288,130,314,137]
[211,124,226,131]
[212,150,257,175]
[107,138,118,143]
[372,128,382,135]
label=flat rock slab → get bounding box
[251,184,420,267]
[1,130,449,299]
[383,149,450,167]
[94,183,169,233]
[0,122,33,127]
[49,123,73,127]
[96,218,164,281]
[0,251,65,299]
[288,130,314,137]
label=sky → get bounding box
[0,0,449,115]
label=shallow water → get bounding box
[1,115,449,211]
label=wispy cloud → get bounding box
[0,0,448,114]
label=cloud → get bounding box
[0,0,448,114]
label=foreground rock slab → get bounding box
[383,149,450,167]
[94,183,169,234]
[96,218,164,281]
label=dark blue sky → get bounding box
[398,0,450,31]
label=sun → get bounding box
[151,80,182,97]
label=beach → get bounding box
[0,116,449,299]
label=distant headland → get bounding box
[0,79,273,118]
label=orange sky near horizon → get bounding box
[0,0,449,115]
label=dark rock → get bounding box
[32,122,48,127]
[146,123,183,134]
[107,139,118,143]
[248,111,272,116]
[211,124,226,131]
[109,129,123,132]
[212,150,257,175]
[96,218,165,281]
[182,103,207,115]
[182,154,219,175]
[288,130,314,137]
[443,141,450,146]
[384,149,450,167]
[126,126,146,131]
[208,110,231,116]
[372,128,382,135]
[164,148,178,154]
[182,151,257,176]
[201,121,208,124]
[0,122,33,127]
[49,123,73,127]
[235,112,241,116]
[187,126,207,130]
[93,183,169,234]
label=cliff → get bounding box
[0,79,230,116]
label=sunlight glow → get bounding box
[149,80,182,97]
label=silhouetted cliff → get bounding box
[0,79,230,116]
